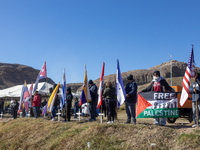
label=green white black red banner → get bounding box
[136,92,179,118]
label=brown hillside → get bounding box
[0,63,54,89]
[76,60,200,92]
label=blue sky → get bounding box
[0,0,200,84]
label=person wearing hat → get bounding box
[88,79,98,121]
[124,75,138,125]
[139,70,174,126]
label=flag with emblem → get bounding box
[116,59,126,109]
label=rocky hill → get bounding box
[76,60,200,92]
[1,60,199,92]
[0,63,54,89]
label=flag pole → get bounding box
[192,44,198,128]
[195,81,198,127]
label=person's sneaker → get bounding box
[52,118,56,121]
[111,121,114,123]
[132,122,136,125]
[192,124,197,128]
[107,121,111,124]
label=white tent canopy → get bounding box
[0,82,81,99]
[0,82,53,98]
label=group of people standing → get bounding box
[2,70,200,127]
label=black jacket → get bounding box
[142,78,174,92]
[125,80,138,103]
[89,84,97,103]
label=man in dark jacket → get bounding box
[125,75,138,124]
[0,99,4,115]
[88,80,97,121]
[11,100,19,119]
[66,87,73,121]
[139,70,174,126]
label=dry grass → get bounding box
[0,111,200,150]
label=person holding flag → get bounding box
[139,71,174,126]
[124,75,138,125]
[66,87,73,122]
[190,72,200,128]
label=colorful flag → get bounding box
[47,83,60,113]
[116,59,126,109]
[28,82,33,99]
[33,62,47,93]
[60,68,66,109]
[79,65,91,106]
[136,92,179,118]
[180,47,195,106]
[42,100,49,115]
[18,83,25,114]
[97,62,105,109]
[23,80,30,101]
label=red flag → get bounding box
[97,62,105,109]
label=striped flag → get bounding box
[18,83,25,114]
[116,59,126,109]
[23,80,30,101]
[47,83,60,113]
[28,82,33,100]
[79,65,91,106]
[33,62,47,93]
[180,47,195,106]
[60,68,66,109]
[97,62,105,109]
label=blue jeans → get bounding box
[74,107,79,118]
[33,106,38,118]
[192,101,200,124]
[51,106,57,118]
[154,118,166,125]
[25,110,29,118]
[125,102,136,123]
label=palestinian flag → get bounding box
[136,92,179,118]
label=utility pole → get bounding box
[170,54,173,86]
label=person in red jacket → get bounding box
[32,91,41,118]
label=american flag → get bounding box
[180,47,195,106]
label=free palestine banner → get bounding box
[136,92,179,118]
